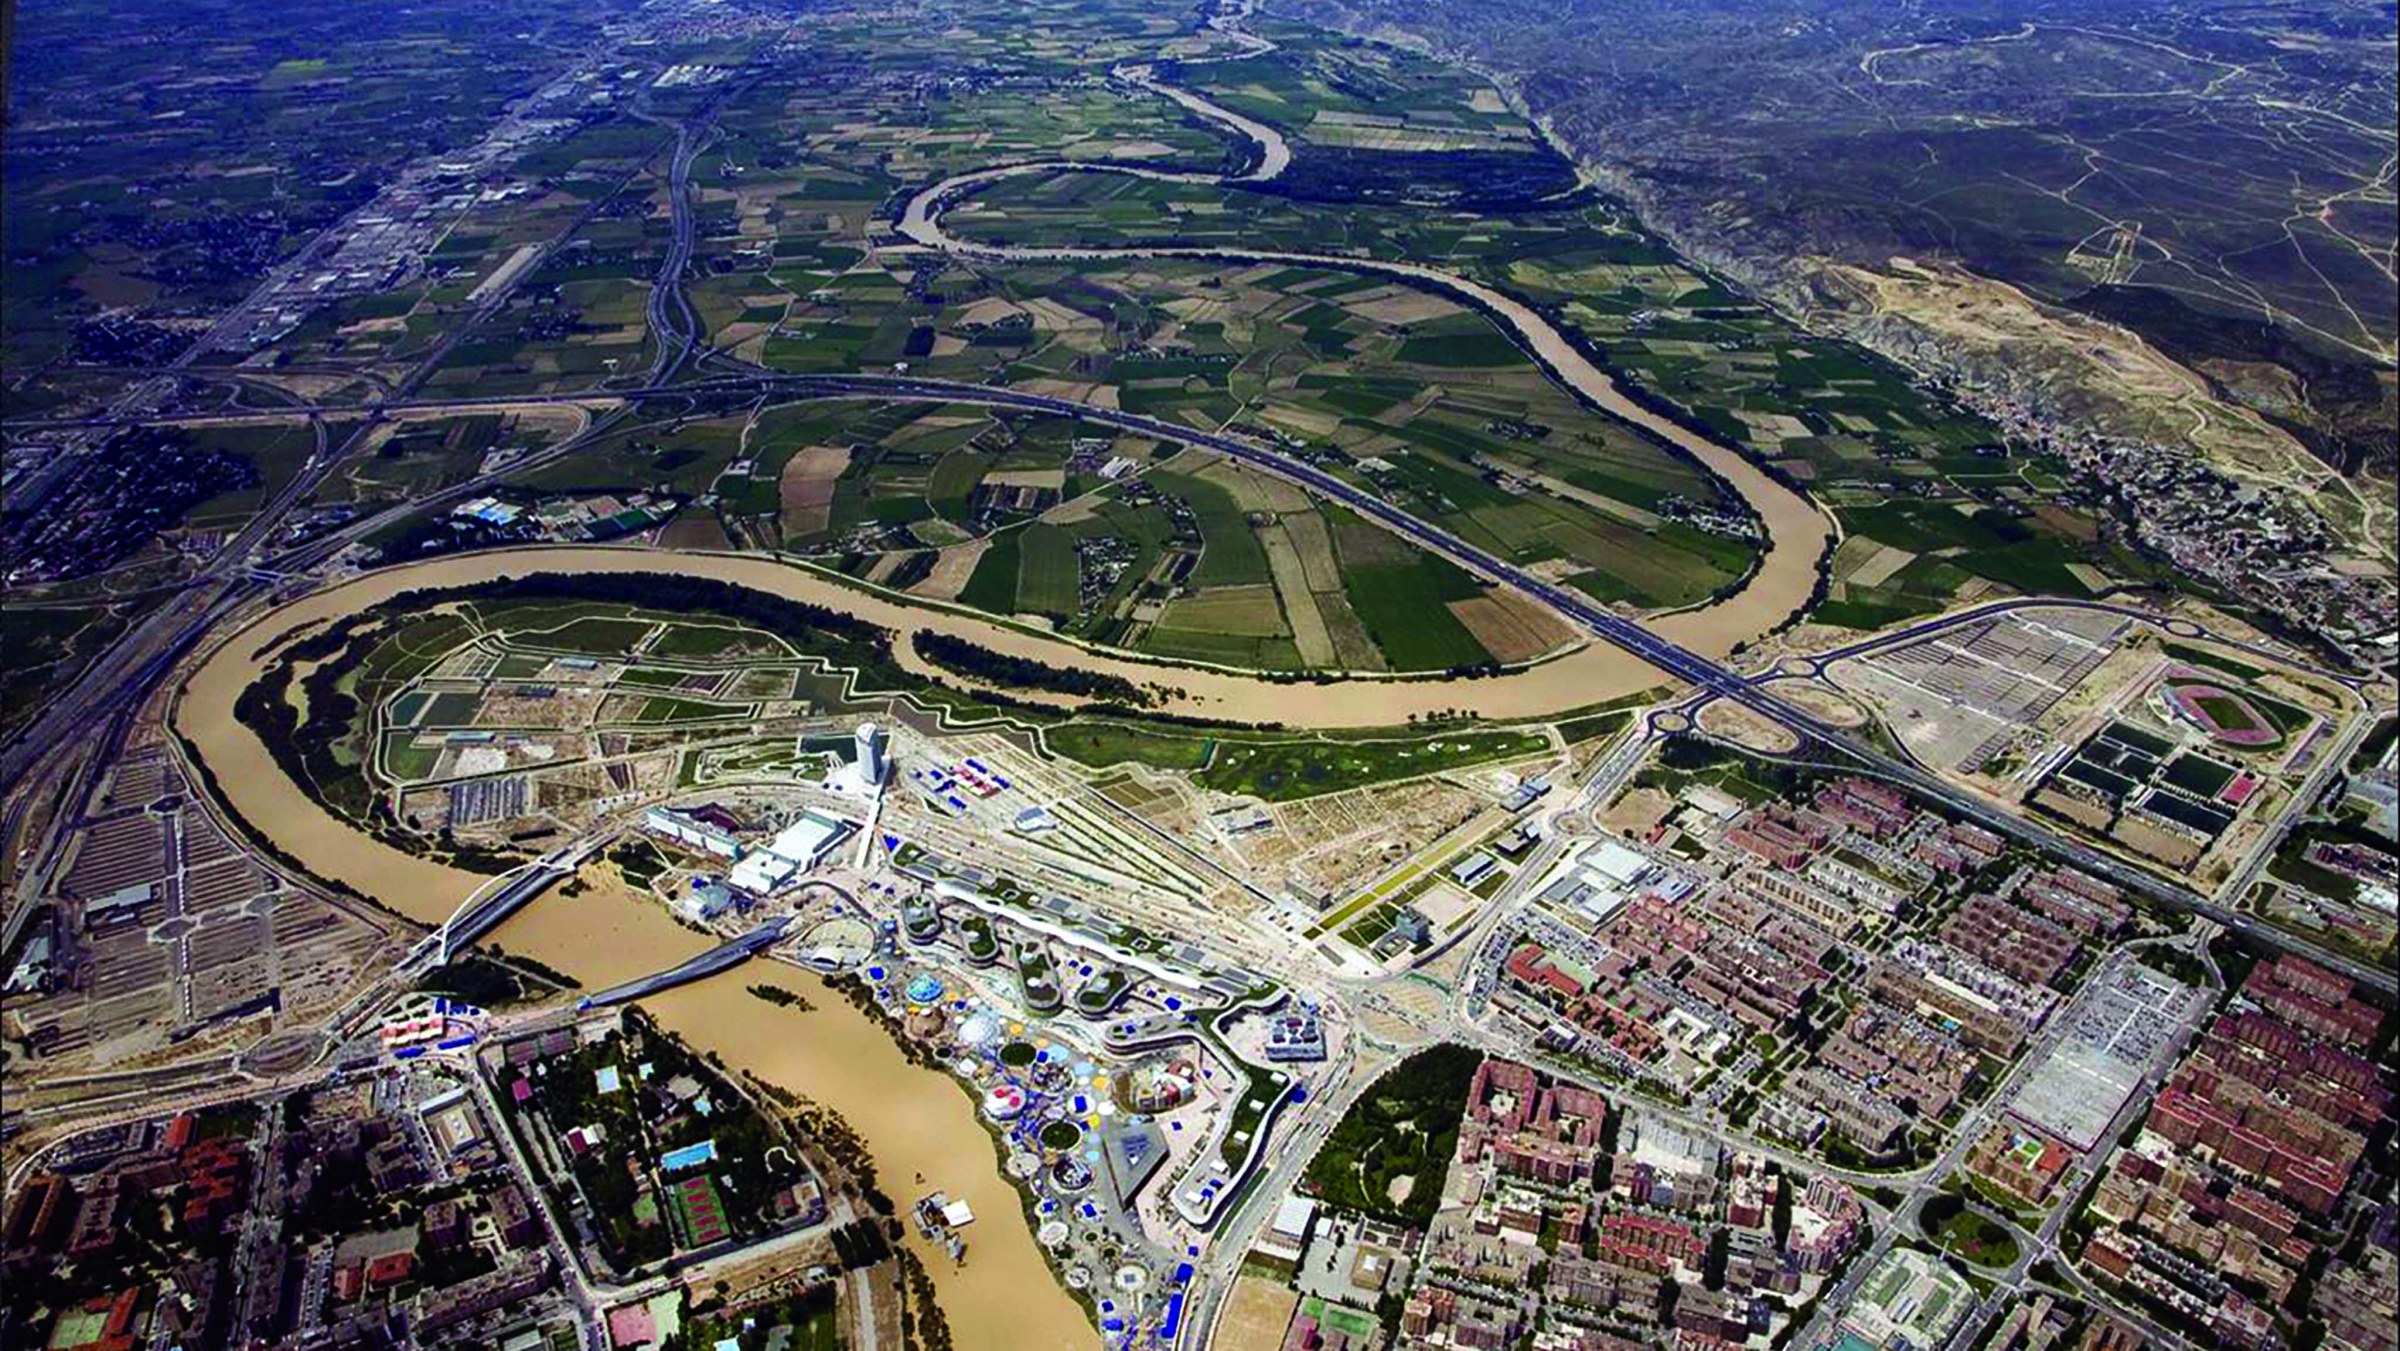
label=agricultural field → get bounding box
[933,123,2162,623]
[662,0,1259,377]
[422,192,673,397]
[268,0,2095,669]
[623,8,1769,641]
[947,450,1544,673]
[1180,21,1577,206]
[307,411,582,512]
[530,389,1584,673]
[736,244,1761,623]
[0,0,648,400]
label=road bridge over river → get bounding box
[576,916,795,1010]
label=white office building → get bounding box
[728,809,858,895]
[643,806,741,859]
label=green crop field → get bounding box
[1197,727,1547,800]
[1398,330,1524,367]
[1150,470,1271,587]
[1341,559,1492,671]
[1016,523,1083,618]
[959,531,1025,615]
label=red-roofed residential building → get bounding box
[1502,944,1585,1001]
[1726,817,1813,870]
[1597,1212,1703,1275]
[2226,1188,2297,1243]
[2244,957,2381,1047]
[365,1251,415,1288]
[178,1136,247,1234]
[2267,1155,2346,1216]
[50,1287,141,1351]
[3,1173,75,1256]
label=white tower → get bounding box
[854,721,889,786]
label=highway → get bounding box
[11,359,2390,1004]
[4,15,2391,1351]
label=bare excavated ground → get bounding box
[1824,257,2397,570]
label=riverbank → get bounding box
[172,630,1100,1349]
[186,545,1680,725]
[894,47,1835,661]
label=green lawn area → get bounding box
[617,667,701,690]
[1046,721,1214,771]
[379,733,443,783]
[1197,728,1546,801]
[422,691,482,726]
[1556,708,1635,744]
[635,696,748,724]
[355,614,476,687]
[2162,754,2236,796]
[512,615,654,655]
[2195,693,2270,734]
[1919,1195,2021,1268]
[648,622,772,659]
[1810,596,1939,631]
[2161,641,2269,682]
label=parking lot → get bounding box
[1838,609,2126,772]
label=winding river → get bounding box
[172,614,1103,1349]
[894,25,1833,662]
[164,14,1848,1350]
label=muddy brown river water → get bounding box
[162,32,1847,1345]
[188,544,1700,725]
[175,625,1100,1348]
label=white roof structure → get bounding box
[728,851,797,894]
[1587,841,1652,886]
[765,810,851,866]
[1270,1195,1317,1242]
[1685,786,1743,821]
[730,810,856,893]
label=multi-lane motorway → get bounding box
[5,17,2393,1350]
[10,360,2392,1000]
